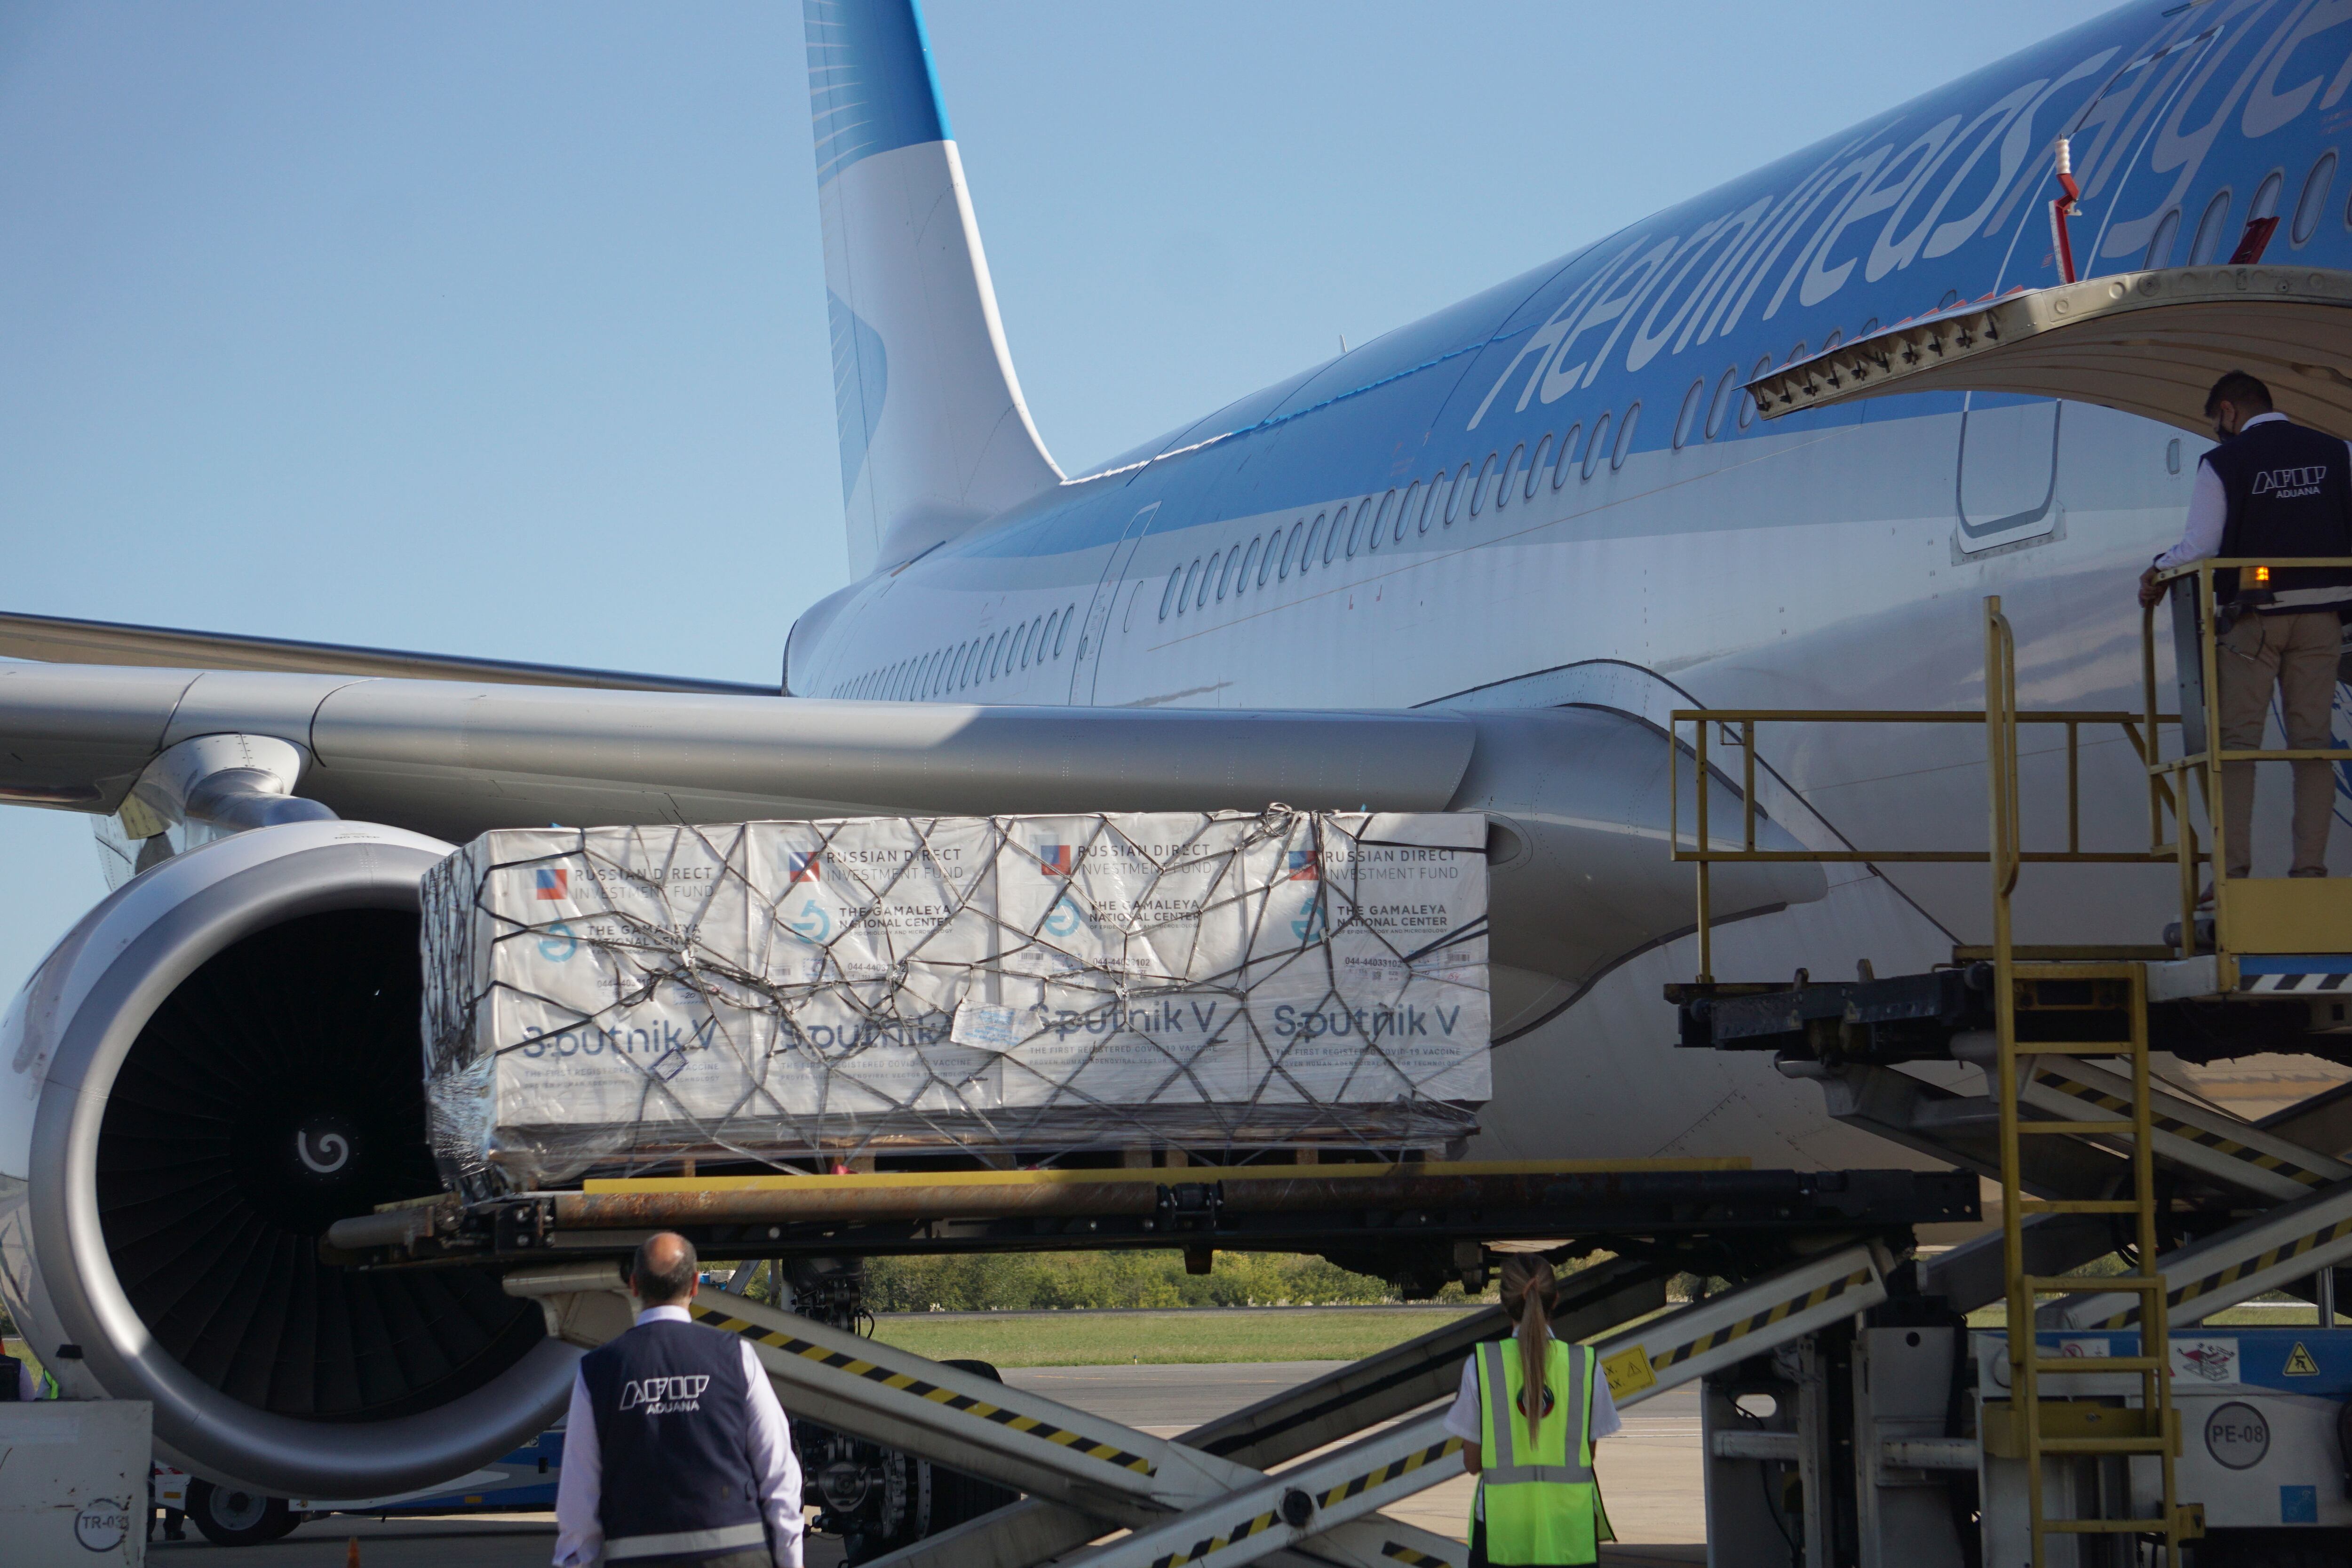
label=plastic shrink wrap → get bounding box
[421,808,1490,1191]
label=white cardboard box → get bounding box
[0,1400,150,1567]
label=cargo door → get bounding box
[1746,266,2352,441]
[1066,502,1159,706]
[1955,393,2062,554]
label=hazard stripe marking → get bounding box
[1379,1543,1455,1566]
[1315,1439,1462,1509]
[1141,1439,1464,1568]
[1148,1510,1282,1568]
[2029,1066,2327,1187]
[692,1305,1155,1475]
[1649,1269,1869,1371]
[2096,1216,2352,1329]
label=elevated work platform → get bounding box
[1669,585,2352,1565]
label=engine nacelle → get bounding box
[0,820,576,1496]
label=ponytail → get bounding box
[1498,1256,1560,1441]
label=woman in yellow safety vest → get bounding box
[1445,1257,1617,1567]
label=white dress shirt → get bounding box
[553,1305,805,1568]
[2155,411,2352,598]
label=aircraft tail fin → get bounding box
[806,0,1061,575]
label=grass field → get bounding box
[870,1306,1482,1367]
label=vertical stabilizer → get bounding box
[807,0,1062,575]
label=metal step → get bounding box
[2042,1173,2352,1330]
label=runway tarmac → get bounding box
[159,1362,1704,1566]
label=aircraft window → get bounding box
[1216,548,1237,600]
[1582,413,1612,479]
[1414,473,1438,531]
[1517,438,1545,501]
[1612,402,1639,470]
[1818,330,1843,353]
[1280,519,1303,578]
[1324,506,1347,563]
[1302,512,1327,569]
[2188,188,2233,264]
[2295,153,2336,245]
[1343,501,1364,557]
[1198,551,1221,608]
[1160,568,1181,621]
[1552,424,1581,488]
[1857,318,1878,337]
[2250,169,2283,222]
[1738,354,1772,430]
[989,634,1006,682]
[1030,616,1045,662]
[2144,207,2181,269]
[1056,603,1075,655]
[1012,623,1028,670]
[1704,366,1738,439]
[1238,536,1263,589]
[935,649,951,695]
[1937,288,1961,310]
[1494,447,1522,511]
[1673,379,1705,450]
[1435,463,1462,525]
[1041,610,1059,655]
[1368,490,1394,548]
[2167,438,2181,475]
[1179,558,1201,613]
[1468,453,1496,517]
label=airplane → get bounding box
[4,0,2349,1513]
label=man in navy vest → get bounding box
[2141,370,2352,885]
[554,1233,803,1568]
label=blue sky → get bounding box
[0,0,2119,995]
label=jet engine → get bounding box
[0,819,576,1497]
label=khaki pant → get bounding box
[2217,608,2342,879]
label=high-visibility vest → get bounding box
[1472,1336,1609,1566]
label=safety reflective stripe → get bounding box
[1476,1341,1594,1485]
[1478,1344,1515,1472]
[604,1522,768,1560]
[1482,1464,1593,1484]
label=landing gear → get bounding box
[185,1479,301,1546]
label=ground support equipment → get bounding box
[504,1242,1897,1568]
[1668,587,2352,1564]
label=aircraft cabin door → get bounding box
[1066,502,1159,706]
[1955,392,2062,554]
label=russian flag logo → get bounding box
[1037,844,1074,877]
[533,868,569,900]
[1287,850,1319,881]
[787,851,822,883]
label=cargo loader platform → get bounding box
[327,1157,1974,1290]
[1662,581,2352,1566]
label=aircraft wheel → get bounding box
[185,1479,295,1546]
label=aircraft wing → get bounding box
[1745,264,2352,439]
[0,609,772,695]
[0,660,1824,995]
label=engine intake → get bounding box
[0,820,575,1496]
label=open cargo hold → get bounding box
[421,808,1491,1190]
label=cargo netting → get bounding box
[421,808,1491,1192]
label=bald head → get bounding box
[631,1232,700,1307]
